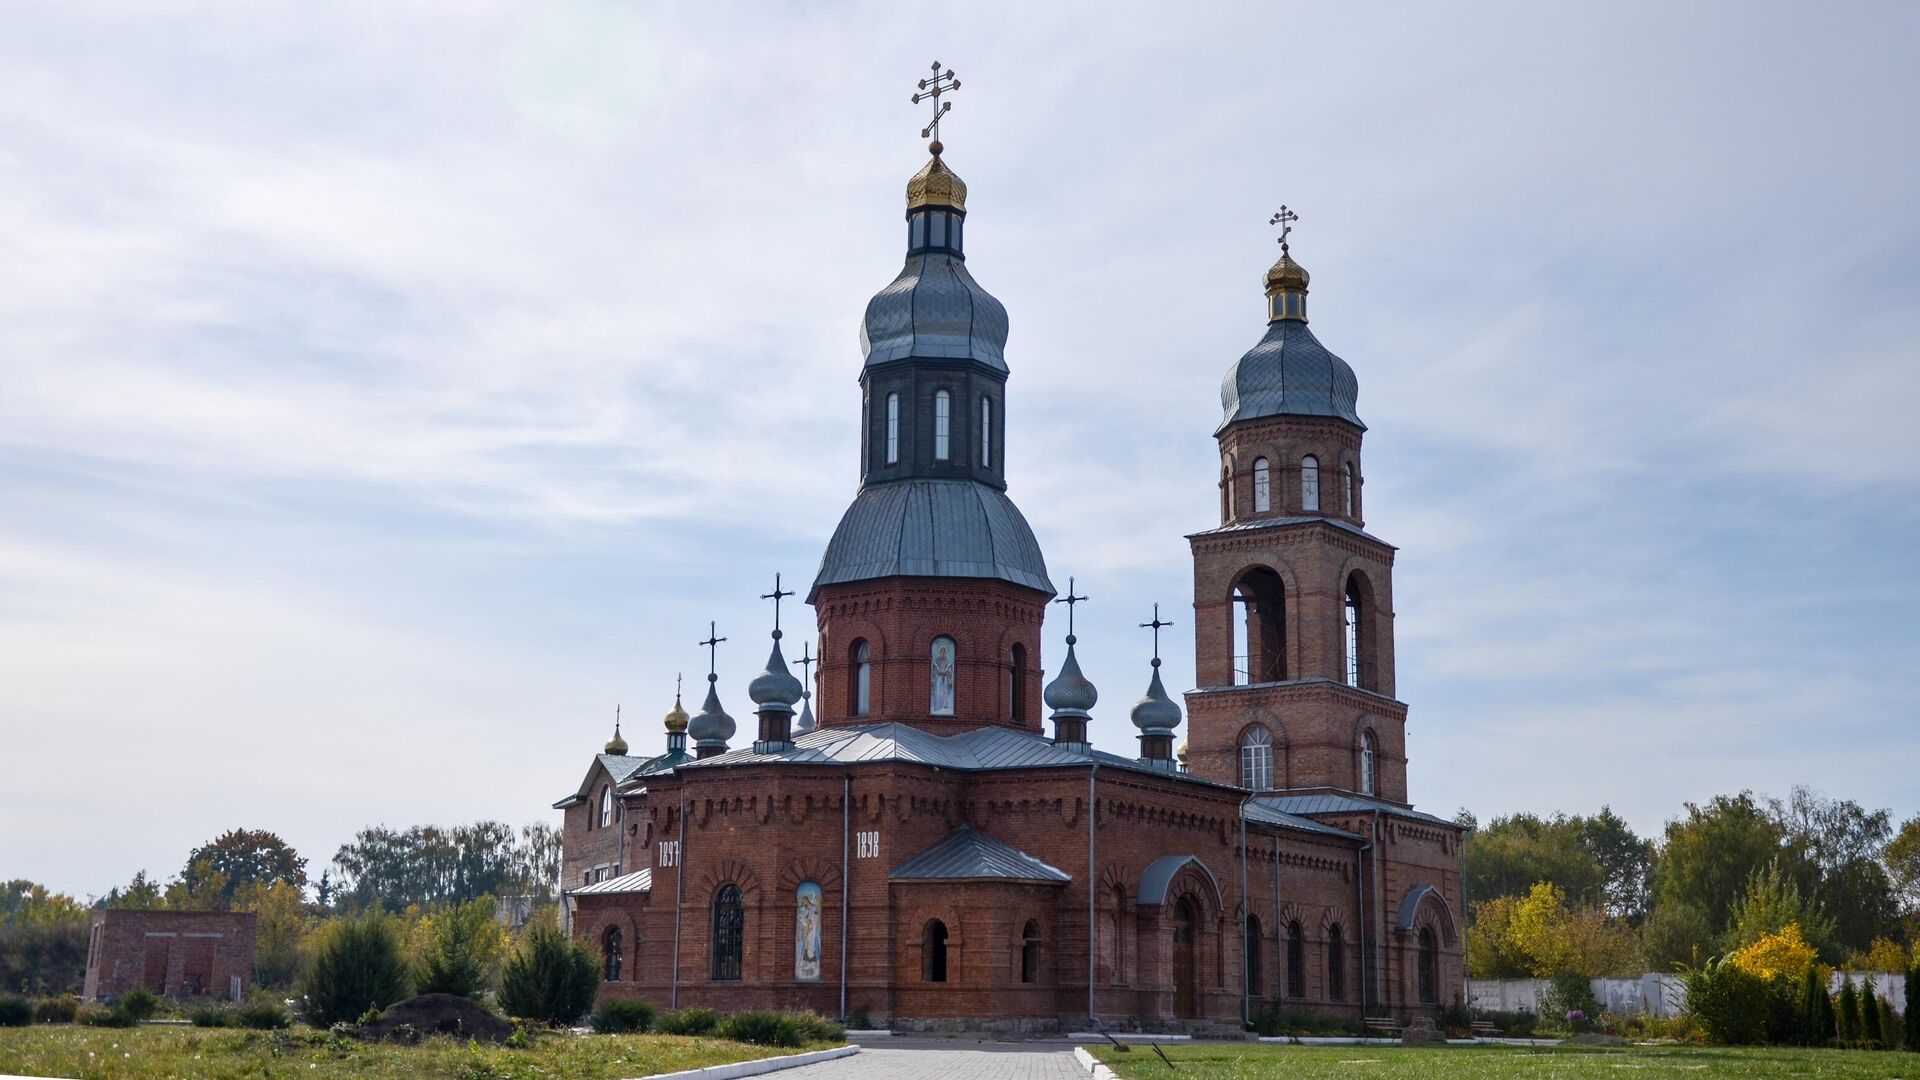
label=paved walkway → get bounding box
[778,1038,1085,1080]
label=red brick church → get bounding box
[553,119,1464,1031]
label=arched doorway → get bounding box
[1173,896,1200,1018]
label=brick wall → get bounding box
[82,910,255,1002]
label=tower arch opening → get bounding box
[1230,567,1287,685]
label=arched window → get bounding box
[1245,915,1263,997]
[1301,456,1320,511]
[599,785,612,829]
[980,397,992,467]
[1418,927,1438,1004]
[1361,731,1377,796]
[711,884,744,981]
[1251,457,1271,513]
[1342,462,1355,517]
[923,919,949,982]
[885,393,900,465]
[933,390,951,460]
[1239,725,1274,791]
[602,925,623,982]
[1286,921,1305,998]
[1327,924,1345,1000]
[1221,460,1233,520]
[1344,578,1363,689]
[929,636,956,716]
[1020,920,1041,984]
[1232,568,1287,684]
[851,639,871,717]
[1009,644,1027,724]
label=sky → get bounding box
[1,2,1916,902]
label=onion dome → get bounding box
[1176,740,1189,768]
[794,692,817,735]
[1043,636,1098,719]
[747,632,804,715]
[1219,240,1363,433]
[861,150,1006,373]
[906,145,967,211]
[688,675,735,750]
[1265,249,1310,293]
[603,713,628,756]
[663,690,690,734]
[1130,660,1182,734]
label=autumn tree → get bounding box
[1466,882,1640,978]
[180,829,307,909]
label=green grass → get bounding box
[1090,1042,1919,1080]
[0,1024,838,1079]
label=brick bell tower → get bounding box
[807,130,1054,735]
[1184,209,1409,801]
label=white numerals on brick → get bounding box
[657,840,680,867]
[855,831,881,859]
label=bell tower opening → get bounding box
[1229,568,1286,686]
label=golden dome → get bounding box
[906,145,967,212]
[604,715,628,756]
[663,693,690,734]
[1265,249,1310,292]
[1176,739,1190,765]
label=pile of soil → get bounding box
[354,994,517,1044]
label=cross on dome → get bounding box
[699,622,727,679]
[1270,205,1300,253]
[912,61,961,151]
[760,573,793,638]
[1053,576,1088,642]
[1140,603,1173,666]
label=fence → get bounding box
[1468,971,1908,1019]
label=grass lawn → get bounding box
[0,1024,838,1079]
[1089,1042,1919,1080]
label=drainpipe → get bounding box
[1370,810,1384,1013]
[1086,762,1099,1025]
[840,774,851,1022]
[1272,834,1281,1004]
[1355,815,1373,1019]
[671,787,686,1009]
[1239,792,1253,1028]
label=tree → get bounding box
[101,871,165,910]
[1904,958,1918,1052]
[1726,924,1817,983]
[1885,815,1920,919]
[1836,976,1860,1045]
[1463,813,1607,912]
[514,822,563,906]
[0,883,89,996]
[1797,965,1830,1046]
[498,915,597,1025]
[238,881,309,988]
[1768,788,1896,958]
[331,821,539,912]
[1465,882,1639,978]
[182,830,307,910]
[1581,807,1655,922]
[1842,937,1911,973]
[1640,901,1714,972]
[1861,975,1883,1047]
[411,896,508,998]
[299,912,409,1027]
[1654,792,1784,939]
[1724,863,1836,956]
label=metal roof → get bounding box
[889,825,1070,884]
[1255,792,1457,828]
[1396,883,1441,930]
[567,868,653,896]
[861,253,1009,372]
[1218,319,1363,432]
[1243,801,1367,840]
[553,752,660,808]
[1138,855,1222,906]
[1186,515,1395,550]
[810,479,1053,598]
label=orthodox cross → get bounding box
[912,61,961,144]
[613,704,621,737]
[1140,603,1173,664]
[1270,205,1300,253]
[675,672,683,703]
[760,573,794,635]
[796,642,816,693]
[699,622,726,676]
[1054,576,1088,639]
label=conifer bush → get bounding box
[1862,976,1883,1047]
[0,995,30,1027]
[118,986,160,1021]
[1906,962,1919,1052]
[1836,976,1860,1045]
[1797,966,1830,1046]
[716,1010,807,1047]
[299,912,410,1027]
[590,997,656,1033]
[497,918,597,1026]
[412,897,505,999]
[656,1007,721,1035]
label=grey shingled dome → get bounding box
[1130,663,1182,734]
[1043,638,1098,719]
[1218,320,1363,433]
[860,253,1008,371]
[688,677,735,749]
[810,479,1053,599]
[747,635,803,714]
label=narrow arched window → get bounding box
[1252,458,1270,513]
[930,636,957,715]
[1020,920,1040,984]
[1344,578,1363,689]
[600,785,612,829]
[1245,915,1263,997]
[885,393,900,465]
[1009,644,1027,724]
[1239,725,1274,791]
[711,884,744,981]
[1418,927,1438,1004]
[1327,924,1345,1000]
[980,397,992,467]
[1301,456,1320,511]
[933,390,951,460]
[1342,462,1355,517]
[1286,921,1305,998]
[1361,731,1377,796]
[923,919,949,982]
[851,639,871,717]
[602,925,623,982]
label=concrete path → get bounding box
[778,1038,1085,1080]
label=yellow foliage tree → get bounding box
[1726,923,1817,982]
[1470,883,1641,978]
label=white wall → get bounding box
[1467,971,1906,1020]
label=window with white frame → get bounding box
[1342,462,1354,516]
[599,785,612,828]
[1240,724,1274,790]
[1301,456,1320,511]
[934,390,951,460]
[1361,731,1377,795]
[885,393,900,465]
[1252,458,1270,512]
[980,397,991,467]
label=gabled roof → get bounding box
[1255,792,1457,828]
[567,868,652,896]
[552,752,668,809]
[890,825,1070,885]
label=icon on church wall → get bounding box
[795,881,822,981]
[930,636,956,715]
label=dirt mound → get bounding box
[354,994,516,1044]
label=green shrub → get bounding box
[188,1005,232,1028]
[78,1005,137,1028]
[786,1012,845,1043]
[497,919,597,1026]
[656,1007,721,1036]
[1541,972,1602,1031]
[1682,956,1769,1045]
[0,995,30,1027]
[1797,967,1828,1046]
[299,912,411,1028]
[413,897,505,999]
[237,1000,293,1029]
[717,1010,806,1047]
[590,997,656,1034]
[1862,976,1884,1047]
[1837,976,1860,1045]
[505,1023,533,1049]
[32,995,79,1024]
[118,986,161,1021]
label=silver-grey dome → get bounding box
[1043,638,1097,718]
[810,479,1053,599]
[793,694,816,735]
[1218,320,1364,433]
[861,254,1009,371]
[747,636,803,714]
[688,677,735,748]
[1129,664,1182,734]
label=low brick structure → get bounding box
[82,909,254,1002]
